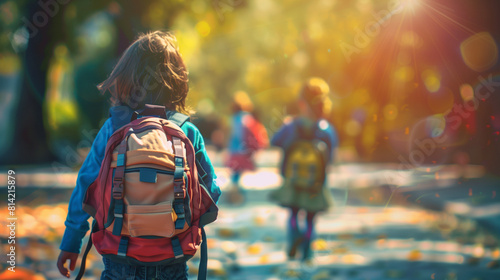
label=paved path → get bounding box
[1,154,499,279]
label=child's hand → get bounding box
[57,250,79,278]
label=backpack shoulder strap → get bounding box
[197,227,208,280]
[168,112,190,127]
[75,220,98,280]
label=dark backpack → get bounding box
[282,119,328,193]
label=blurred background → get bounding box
[0,0,500,279]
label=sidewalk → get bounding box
[194,201,500,280]
[1,151,499,279]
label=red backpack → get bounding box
[242,113,269,153]
[76,105,218,279]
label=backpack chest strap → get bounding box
[172,137,187,229]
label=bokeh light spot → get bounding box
[292,51,308,68]
[196,21,211,37]
[459,84,474,101]
[394,66,414,82]
[319,119,329,130]
[460,32,498,72]
[422,69,441,93]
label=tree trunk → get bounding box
[1,0,69,165]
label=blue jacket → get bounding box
[60,106,221,253]
[271,117,339,164]
[228,111,249,154]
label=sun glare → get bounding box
[400,0,420,12]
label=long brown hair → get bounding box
[98,31,192,115]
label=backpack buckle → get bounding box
[113,183,124,199]
[174,180,185,199]
[174,156,184,167]
[174,192,184,199]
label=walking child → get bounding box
[57,31,221,280]
[270,78,338,261]
[225,91,268,203]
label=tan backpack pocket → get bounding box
[126,202,176,238]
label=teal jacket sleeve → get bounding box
[60,118,114,253]
[181,121,221,204]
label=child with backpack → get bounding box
[270,78,338,262]
[57,31,221,280]
[225,91,268,204]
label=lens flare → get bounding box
[400,0,420,11]
[425,114,446,138]
[460,32,498,72]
